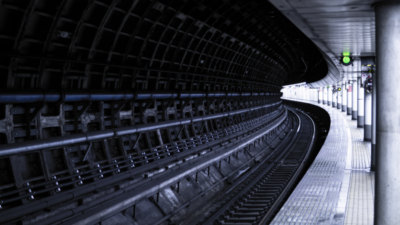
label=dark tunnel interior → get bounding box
[0,0,333,224]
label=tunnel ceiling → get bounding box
[0,0,327,92]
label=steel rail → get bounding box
[201,107,316,225]
[151,115,295,225]
[258,107,316,224]
[200,109,301,225]
[0,108,284,204]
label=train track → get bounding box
[0,105,288,224]
[200,107,316,225]
[0,105,320,225]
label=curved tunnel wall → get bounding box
[0,0,319,92]
[0,1,330,223]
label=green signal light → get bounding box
[343,56,350,64]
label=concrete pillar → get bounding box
[318,87,322,103]
[327,86,331,106]
[314,89,318,102]
[342,84,347,112]
[332,89,337,108]
[352,80,358,120]
[364,91,372,141]
[323,87,327,104]
[306,87,310,101]
[357,77,365,127]
[374,2,400,224]
[347,82,352,115]
[337,85,342,109]
[372,72,376,171]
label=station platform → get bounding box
[271,99,374,225]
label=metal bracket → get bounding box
[177,125,185,138]
[82,142,92,162]
[132,133,142,149]
[77,102,91,118]
[111,101,126,127]
[166,100,174,108]
[25,104,44,139]
[198,121,206,133]
[74,102,91,133]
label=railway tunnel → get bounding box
[0,0,397,224]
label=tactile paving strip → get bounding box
[339,110,374,225]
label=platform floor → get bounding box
[271,100,374,225]
[341,110,374,225]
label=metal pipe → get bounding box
[323,87,326,104]
[0,101,281,157]
[0,90,279,104]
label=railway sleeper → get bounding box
[241,203,269,208]
[236,207,266,212]
[230,212,260,217]
[225,217,258,222]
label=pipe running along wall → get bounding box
[0,101,282,157]
[0,90,281,104]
